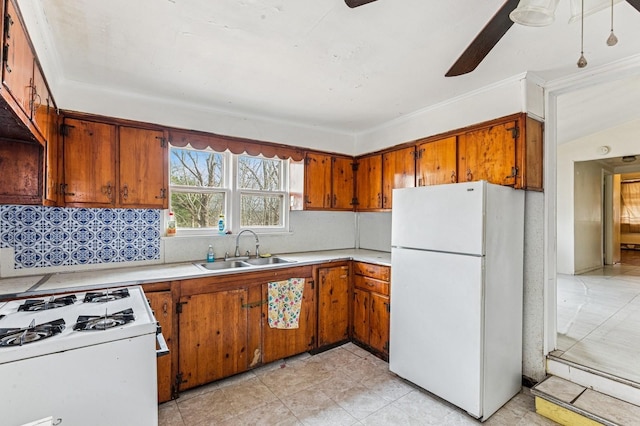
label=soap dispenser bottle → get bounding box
[207,245,215,262]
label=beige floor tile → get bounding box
[573,389,640,424]
[533,376,585,403]
[158,400,185,426]
[341,342,374,359]
[391,389,455,424]
[360,405,425,425]
[515,411,559,425]
[441,410,480,425]
[361,372,414,402]
[484,390,536,425]
[281,386,358,426]
[177,388,238,425]
[220,376,278,415]
[332,383,393,420]
[218,399,302,426]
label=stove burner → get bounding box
[18,295,77,312]
[73,308,135,331]
[0,318,66,347]
[83,288,130,303]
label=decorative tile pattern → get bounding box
[0,205,161,269]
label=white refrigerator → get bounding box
[389,180,525,421]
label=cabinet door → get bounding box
[382,147,415,209]
[317,265,350,347]
[31,65,51,139]
[178,289,248,390]
[356,154,383,210]
[304,153,332,209]
[262,277,316,363]
[352,288,369,345]
[369,293,390,356]
[119,126,167,208]
[459,122,518,186]
[62,118,117,205]
[43,117,59,205]
[146,291,174,403]
[3,0,34,118]
[417,136,457,186]
[331,156,354,210]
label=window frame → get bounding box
[169,145,289,235]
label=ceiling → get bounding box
[18,0,640,135]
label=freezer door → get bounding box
[391,182,485,255]
[390,247,484,418]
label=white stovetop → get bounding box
[0,249,390,299]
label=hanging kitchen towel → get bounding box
[267,278,305,329]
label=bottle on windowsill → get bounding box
[167,212,176,237]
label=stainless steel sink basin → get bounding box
[244,256,294,266]
[194,260,250,271]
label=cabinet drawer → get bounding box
[353,262,390,281]
[354,275,389,296]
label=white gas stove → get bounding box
[0,286,163,426]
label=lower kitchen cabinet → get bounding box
[351,262,391,359]
[145,289,174,403]
[178,289,249,390]
[317,264,350,348]
[261,276,316,364]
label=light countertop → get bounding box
[0,249,390,300]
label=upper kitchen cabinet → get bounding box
[0,139,42,204]
[61,117,168,208]
[458,114,543,191]
[62,118,117,206]
[416,136,458,187]
[304,152,355,210]
[2,0,33,119]
[458,120,518,187]
[119,126,168,208]
[355,154,383,211]
[382,146,415,209]
[1,0,57,146]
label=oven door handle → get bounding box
[156,323,169,357]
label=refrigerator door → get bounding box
[390,247,484,418]
[391,181,485,256]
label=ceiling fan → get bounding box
[345,0,640,77]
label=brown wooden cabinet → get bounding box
[355,154,383,211]
[62,118,117,206]
[304,152,354,210]
[351,262,390,359]
[178,288,249,390]
[145,289,174,403]
[119,126,168,208]
[382,146,415,209]
[317,264,350,348]
[0,139,42,204]
[416,136,458,187]
[459,120,518,187]
[262,276,316,363]
[2,0,33,119]
[61,117,168,208]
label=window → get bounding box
[169,146,288,233]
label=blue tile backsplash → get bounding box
[0,205,161,269]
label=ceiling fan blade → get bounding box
[345,0,378,8]
[626,0,640,12]
[445,0,520,77]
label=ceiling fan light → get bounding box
[568,0,624,23]
[510,0,560,26]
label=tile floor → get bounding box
[158,343,557,425]
[556,249,640,384]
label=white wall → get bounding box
[556,118,640,274]
[163,210,357,264]
[357,212,391,252]
[354,75,528,155]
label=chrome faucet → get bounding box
[234,230,260,258]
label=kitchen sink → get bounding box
[243,256,294,266]
[194,260,251,271]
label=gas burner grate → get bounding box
[83,288,130,303]
[0,318,66,347]
[73,308,135,331]
[18,295,77,312]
